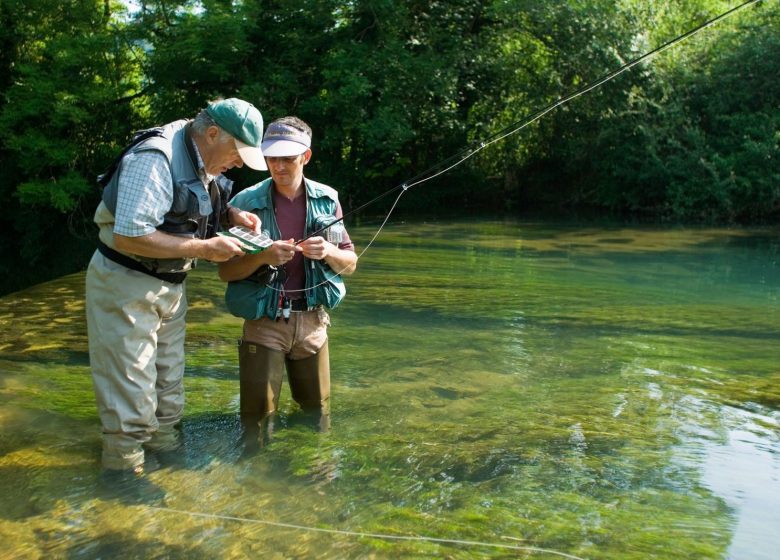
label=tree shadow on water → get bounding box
[0,273,89,362]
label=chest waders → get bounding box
[90,120,230,489]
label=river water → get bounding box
[0,220,778,559]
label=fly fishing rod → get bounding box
[298,0,765,245]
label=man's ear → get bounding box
[206,125,221,145]
[302,149,313,165]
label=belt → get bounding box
[289,299,321,312]
[97,240,187,284]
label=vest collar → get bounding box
[183,122,209,183]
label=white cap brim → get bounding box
[261,139,309,157]
[235,138,267,171]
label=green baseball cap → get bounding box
[205,98,267,171]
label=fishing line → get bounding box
[202,4,764,547]
[148,505,587,559]
[271,0,764,294]
[306,0,763,235]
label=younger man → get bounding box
[219,117,357,444]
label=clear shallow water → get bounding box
[0,220,778,559]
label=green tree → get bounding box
[307,0,492,211]
[0,0,146,293]
[467,0,641,212]
[587,4,779,222]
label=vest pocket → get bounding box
[225,279,272,320]
[311,263,346,309]
[172,180,212,218]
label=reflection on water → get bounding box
[0,221,778,559]
[699,406,780,560]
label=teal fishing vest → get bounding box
[101,120,232,274]
[224,178,347,320]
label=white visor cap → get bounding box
[261,122,311,157]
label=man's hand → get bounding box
[229,207,262,232]
[116,230,248,263]
[200,235,249,262]
[298,236,358,275]
[266,238,301,266]
[297,236,331,261]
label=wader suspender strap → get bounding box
[96,239,187,284]
[97,128,166,188]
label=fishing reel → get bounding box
[248,263,286,286]
[311,215,344,245]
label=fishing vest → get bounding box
[224,177,347,320]
[98,120,232,274]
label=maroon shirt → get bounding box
[272,184,354,298]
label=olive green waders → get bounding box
[238,339,331,447]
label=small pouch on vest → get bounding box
[171,179,212,218]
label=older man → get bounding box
[86,98,265,497]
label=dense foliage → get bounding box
[0,0,777,294]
